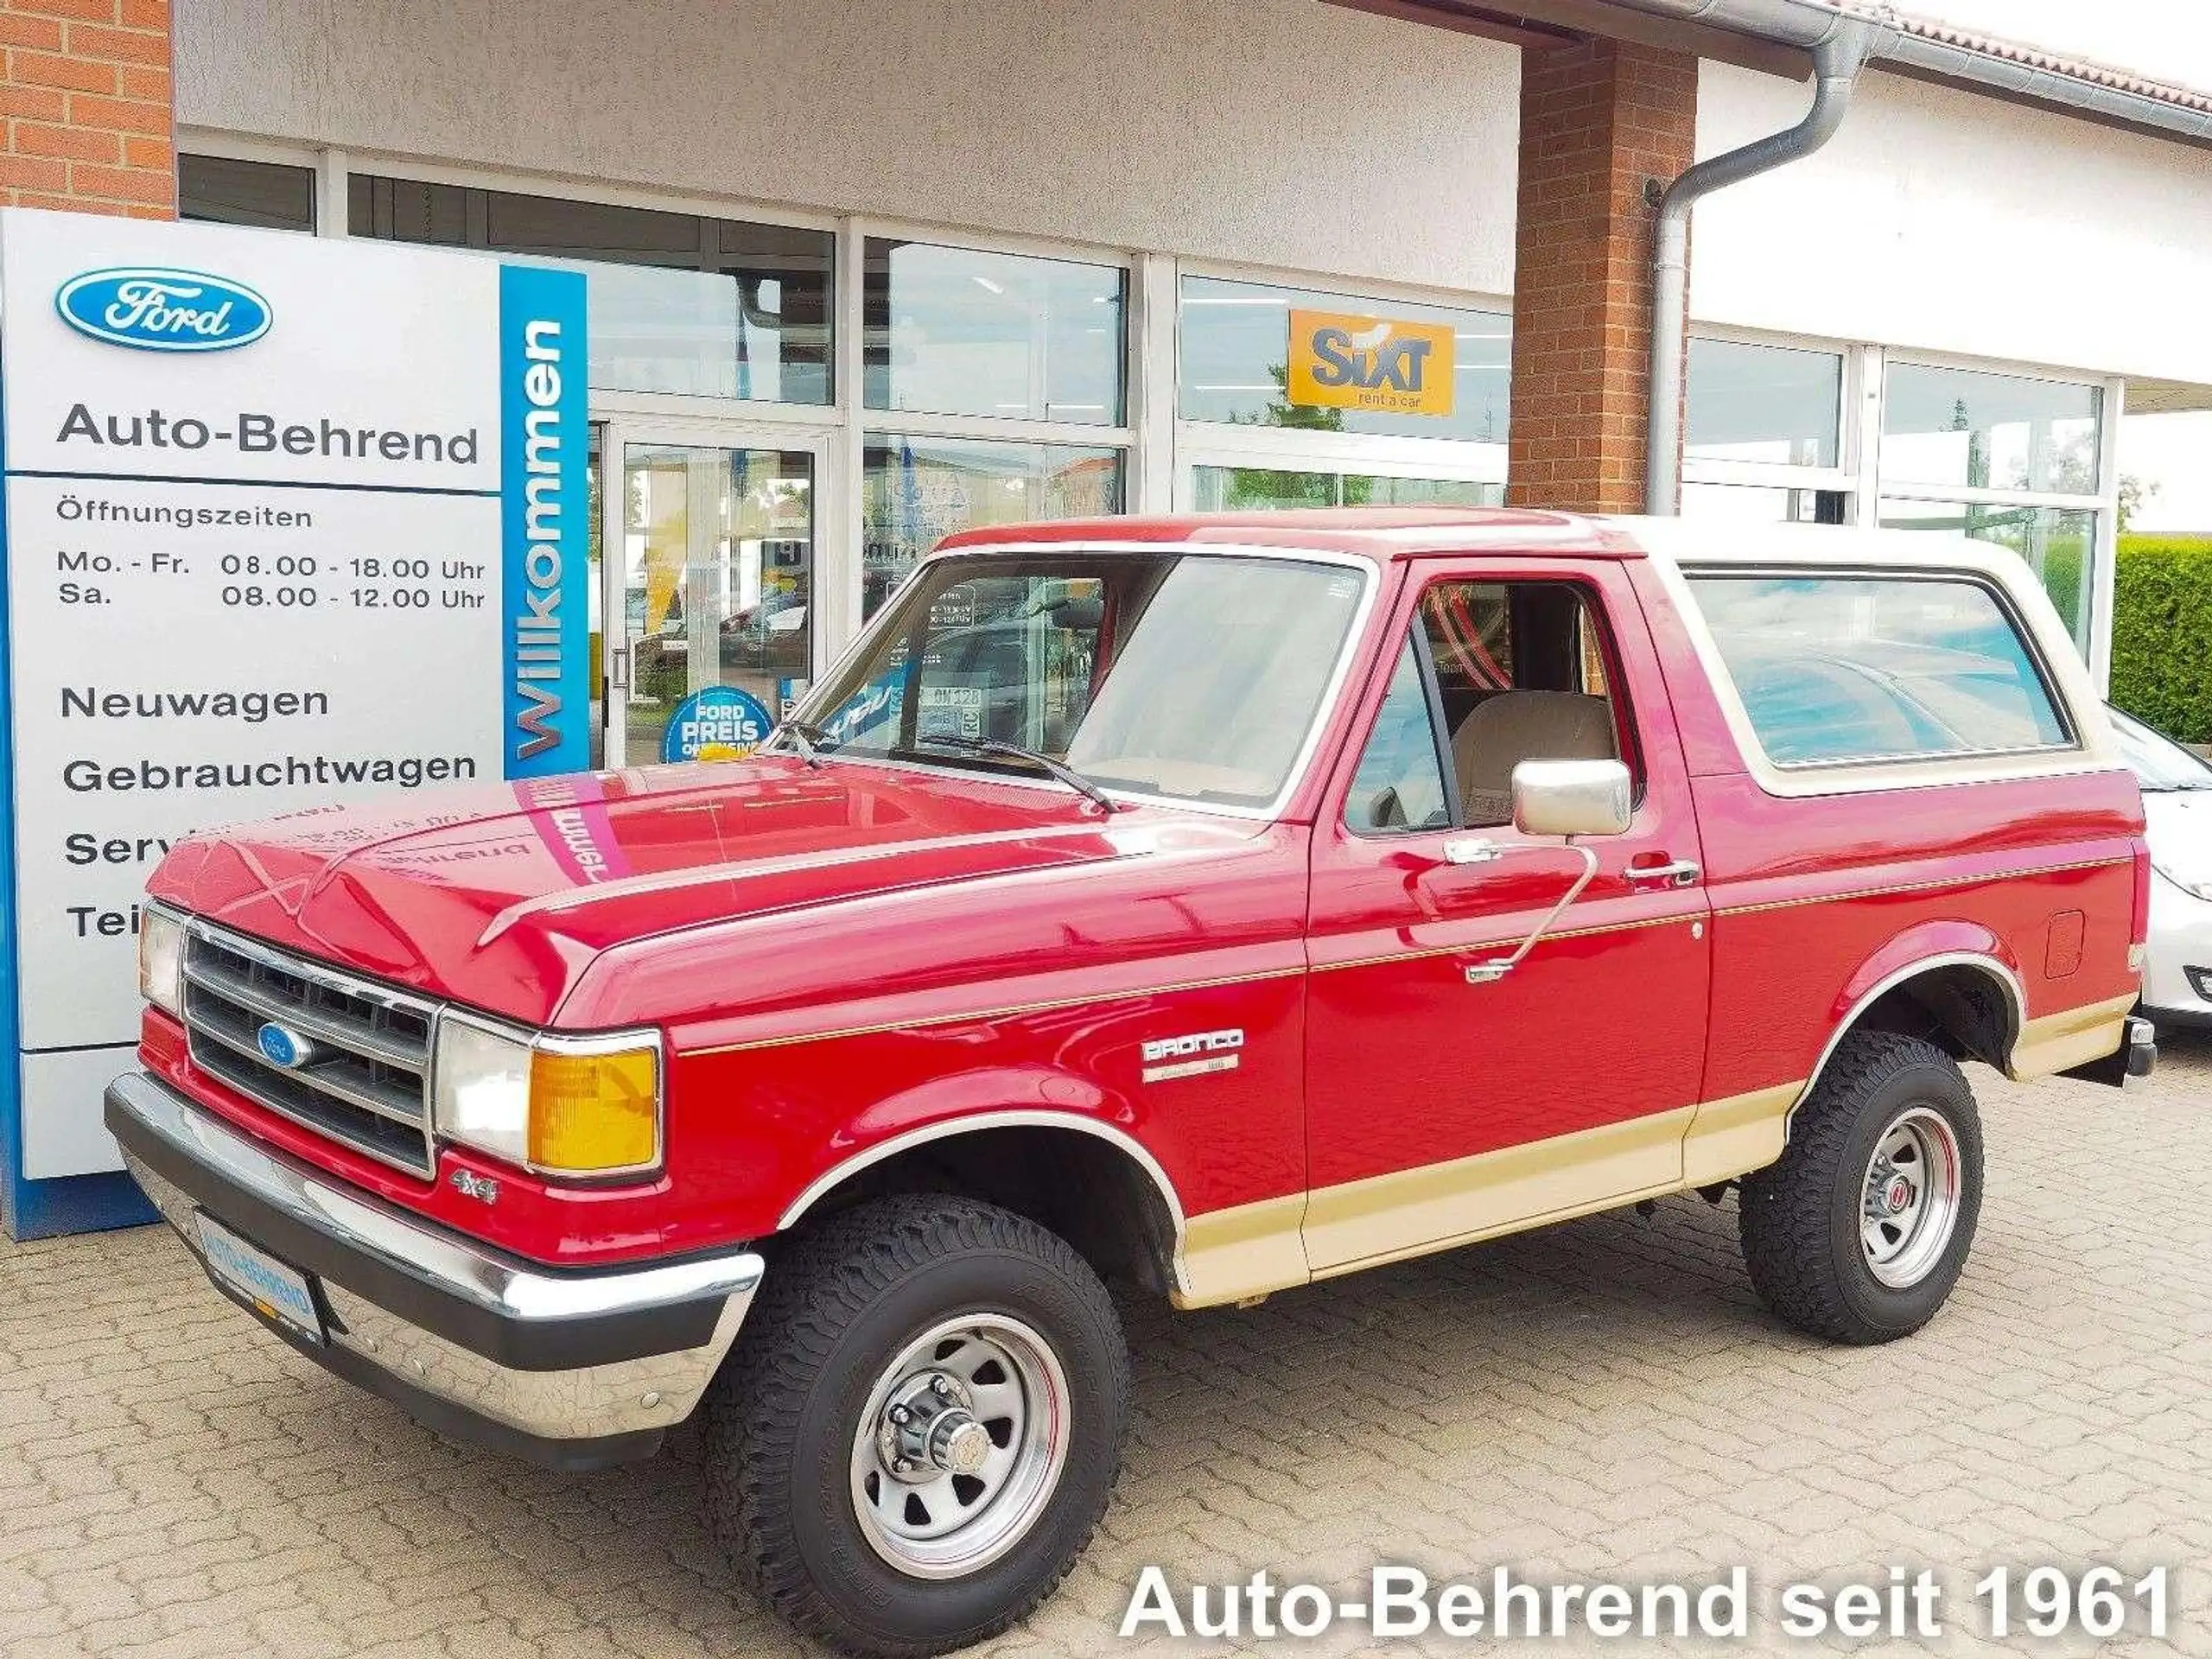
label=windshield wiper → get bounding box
[913,734,1122,815]
[774,719,834,768]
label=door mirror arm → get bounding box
[1440,839,1602,983]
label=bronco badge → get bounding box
[1140,1028,1243,1084]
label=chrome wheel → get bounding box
[1860,1105,1962,1288]
[849,1314,1071,1580]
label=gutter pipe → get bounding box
[1643,16,1875,514]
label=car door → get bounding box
[1301,557,1713,1274]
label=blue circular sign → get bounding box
[663,685,775,763]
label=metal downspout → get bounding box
[1644,18,1876,514]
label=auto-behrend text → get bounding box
[1121,1564,2172,1642]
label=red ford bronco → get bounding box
[110,510,2153,1655]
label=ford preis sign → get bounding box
[54,267,272,353]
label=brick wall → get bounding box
[1507,39,1696,514]
[0,0,173,217]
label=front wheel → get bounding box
[703,1195,1128,1656]
[1738,1031,1983,1344]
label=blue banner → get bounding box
[499,264,590,779]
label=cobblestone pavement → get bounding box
[3,1037,2208,1659]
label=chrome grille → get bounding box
[180,922,438,1178]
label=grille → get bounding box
[180,923,439,1178]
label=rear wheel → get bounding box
[704,1195,1128,1656]
[1738,1031,1983,1344]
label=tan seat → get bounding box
[1451,690,1618,823]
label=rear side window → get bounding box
[1687,574,2072,767]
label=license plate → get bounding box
[193,1211,325,1344]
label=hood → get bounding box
[150,754,1239,1025]
[2145,787,2212,891]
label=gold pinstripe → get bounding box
[683,855,2129,1056]
[1710,855,2132,920]
[685,963,1307,1057]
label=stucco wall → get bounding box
[173,0,1522,298]
[1690,60,2212,384]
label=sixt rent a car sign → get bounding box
[1286,308,1455,418]
[54,267,273,353]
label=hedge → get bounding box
[2111,534,2212,743]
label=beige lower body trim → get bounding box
[1173,1193,1310,1310]
[1681,1081,1802,1188]
[2011,990,2139,1080]
[1170,1086,1809,1307]
[1303,1106,1694,1277]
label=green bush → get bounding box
[2111,535,2212,743]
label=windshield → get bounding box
[2109,706,2212,791]
[791,550,1370,809]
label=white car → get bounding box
[2112,706,2212,1032]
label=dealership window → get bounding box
[1686,339,1841,468]
[861,436,1123,619]
[1880,364,2101,494]
[863,240,1125,423]
[1179,276,1508,442]
[1681,335,1853,524]
[859,240,1131,616]
[348,175,833,404]
[1174,276,1507,512]
[1877,362,2105,652]
[179,155,315,232]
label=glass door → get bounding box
[601,426,824,769]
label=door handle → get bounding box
[1626,858,1700,888]
[608,645,631,692]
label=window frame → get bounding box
[1681,563,2083,775]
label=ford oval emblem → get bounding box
[55,266,272,353]
[256,1022,309,1069]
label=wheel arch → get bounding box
[1791,945,2024,1131]
[776,1112,1190,1298]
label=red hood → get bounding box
[149,755,1230,1026]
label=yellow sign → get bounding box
[1287,309,1456,418]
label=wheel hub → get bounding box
[874,1371,991,1481]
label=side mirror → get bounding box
[1511,758,1632,839]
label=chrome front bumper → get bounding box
[107,1070,763,1470]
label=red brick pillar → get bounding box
[1507,39,1696,514]
[0,0,174,217]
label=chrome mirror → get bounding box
[1511,758,1632,839]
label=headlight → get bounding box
[431,1014,661,1178]
[138,906,185,1017]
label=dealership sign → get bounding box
[0,208,589,1234]
[1285,308,1456,418]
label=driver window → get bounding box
[1346,578,1630,834]
[1421,580,1624,827]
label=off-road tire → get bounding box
[703,1195,1128,1657]
[1738,1031,1983,1344]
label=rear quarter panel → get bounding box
[1624,556,2145,1102]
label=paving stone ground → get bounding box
[3,1035,2208,1658]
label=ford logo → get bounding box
[55,266,272,353]
[256,1022,312,1070]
